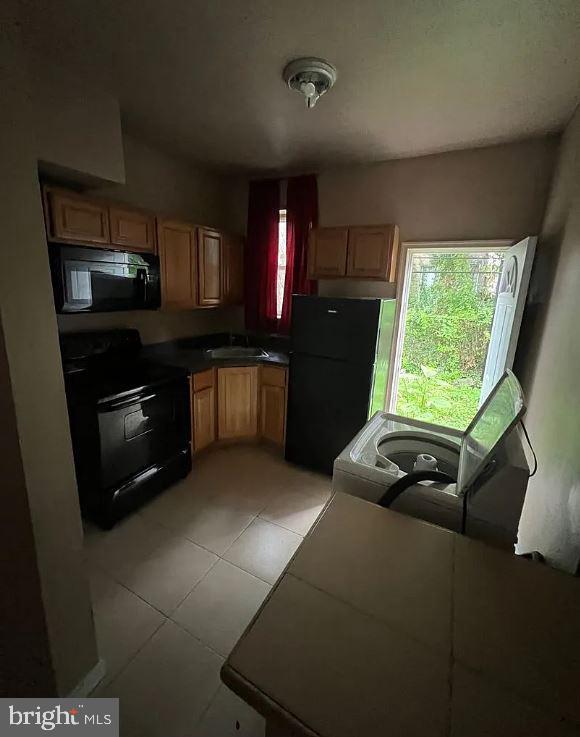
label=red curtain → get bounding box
[245,178,281,333]
[279,174,318,333]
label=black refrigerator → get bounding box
[285,295,396,475]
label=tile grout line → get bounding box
[286,570,452,661]
[168,617,228,661]
[165,554,222,619]
[256,513,310,538]
[217,511,260,559]
[86,448,331,702]
[92,613,166,694]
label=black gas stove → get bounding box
[61,329,191,528]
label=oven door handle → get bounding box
[99,392,157,411]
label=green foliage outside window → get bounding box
[395,251,502,429]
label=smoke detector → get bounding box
[283,57,337,109]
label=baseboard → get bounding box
[67,658,106,697]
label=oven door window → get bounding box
[124,396,174,440]
[98,385,188,490]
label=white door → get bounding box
[479,236,537,403]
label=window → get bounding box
[276,209,287,319]
[389,245,506,430]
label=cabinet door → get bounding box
[192,386,216,453]
[198,227,223,306]
[308,227,349,278]
[260,384,286,446]
[158,220,197,309]
[217,367,258,439]
[222,235,244,305]
[46,188,110,245]
[110,206,156,252]
[260,367,287,446]
[346,225,400,280]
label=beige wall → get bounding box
[30,53,125,185]
[91,134,241,229]
[316,137,557,299]
[517,106,580,573]
[57,133,245,343]
[57,308,241,346]
[0,318,57,696]
[0,21,98,695]
[0,12,243,697]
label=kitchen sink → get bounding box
[205,346,269,359]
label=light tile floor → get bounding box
[85,445,332,737]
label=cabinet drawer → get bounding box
[261,366,287,388]
[193,368,214,393]
[110,206,156,252]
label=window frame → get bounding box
[385,239,513,417]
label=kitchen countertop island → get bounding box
[222,493,580,737]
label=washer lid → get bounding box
[457,369,525,495]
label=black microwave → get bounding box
[49,244,161,313]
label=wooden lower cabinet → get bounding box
[217,366,258,439]
[259,366,287,447]
[190,370,216,453]
[260,384,286,445]
[190,364,287,452]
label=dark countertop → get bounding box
[141,333,289,373]
[146,347,289,373]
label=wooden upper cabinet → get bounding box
[222,235,244,305]
[217,366,258,439]
[308,227,349,278]
[109,205,156,252]
[307,223,400,281]
[45,188,110,245]
[198,227,223,307]
[157,219,198,310]
[346,225,400,280]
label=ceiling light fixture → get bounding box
[283,57,337,109]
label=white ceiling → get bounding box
[22,0,580,173]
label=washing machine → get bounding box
[333,370,531,548]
